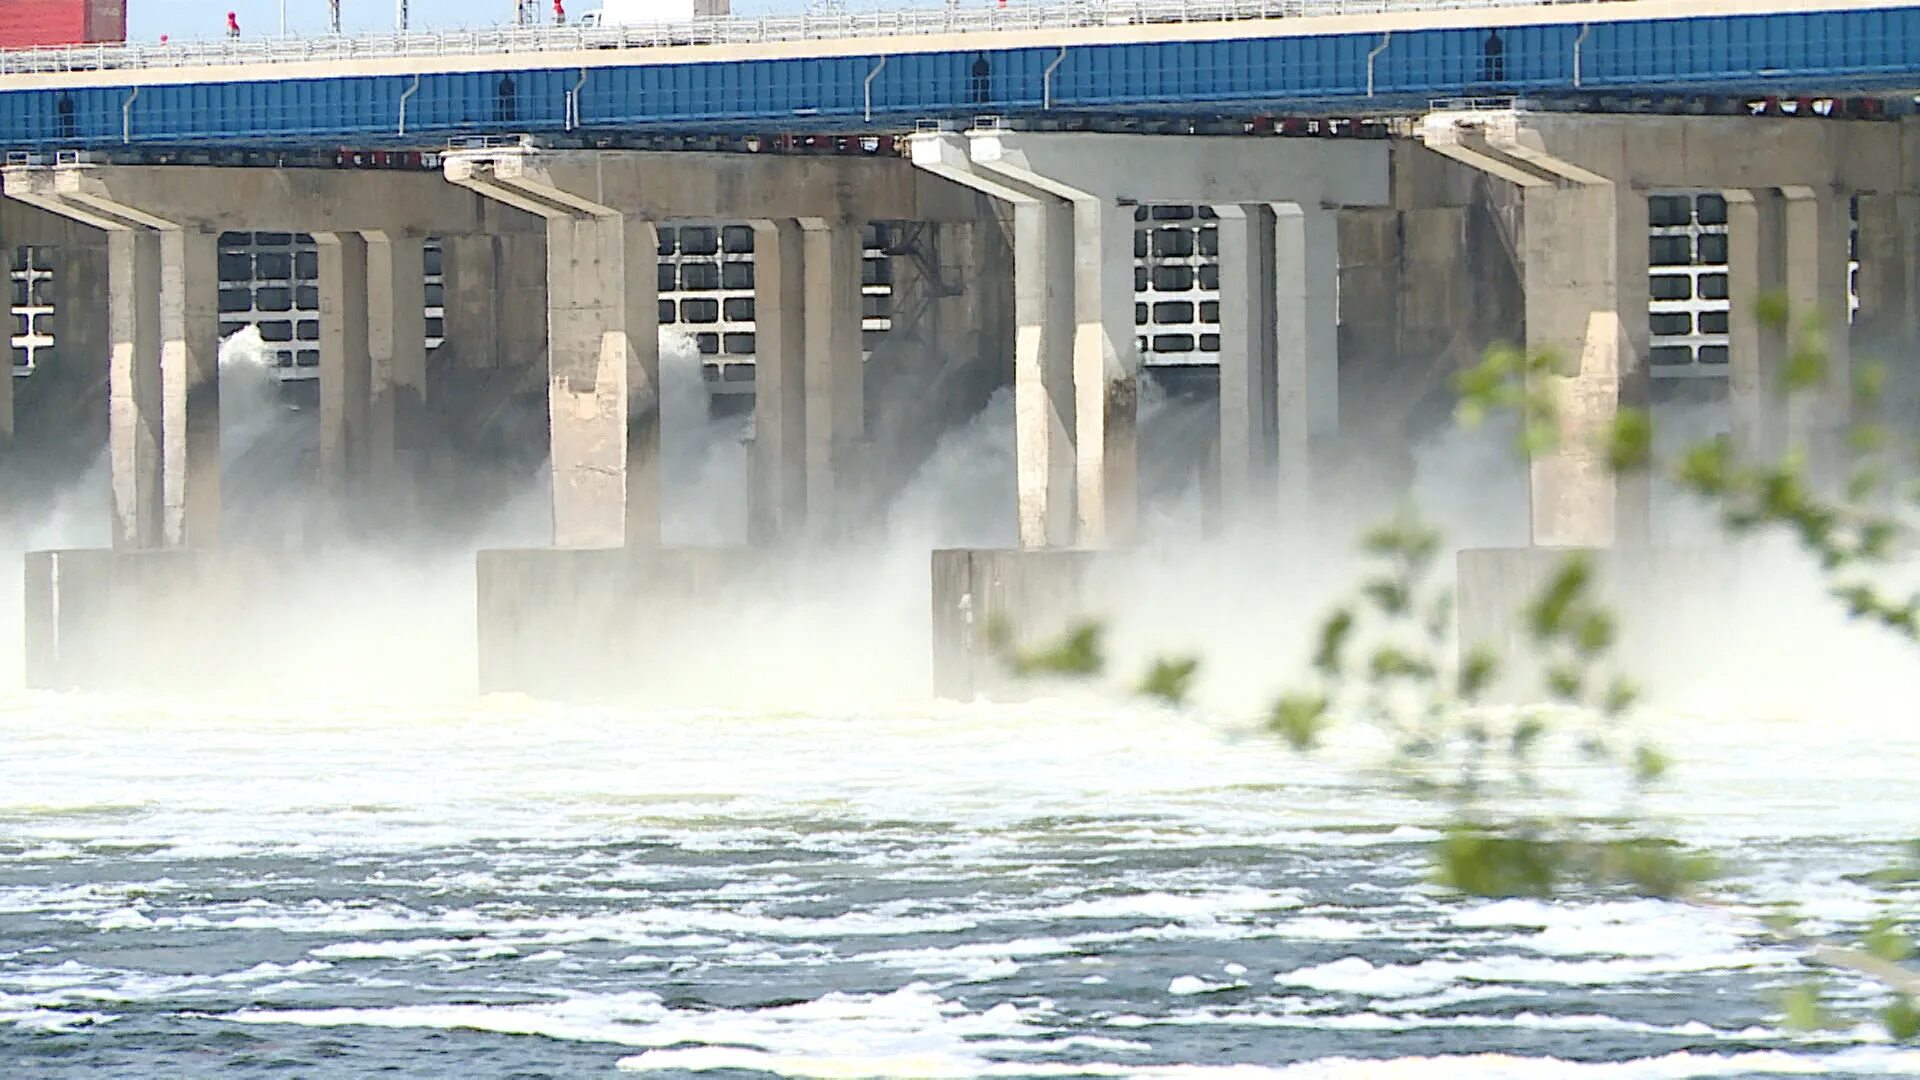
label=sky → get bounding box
[128,0,953,41]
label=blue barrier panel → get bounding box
[1,6,1917,149]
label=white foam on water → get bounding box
[227,984,1036,1075]
[1111,1048,1920,1079]
[1271,950,1780,1000]
[1169,975,1245,996]
[1448,898,1753,958]
[1108,1005,1763,1039]
[852,937,1078,982]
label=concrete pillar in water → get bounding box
[1853,192,1920,352]
[1724,188,1787,464]
[1213,203,1278,527]
[1069,198,1140,547]
[363,229,428,496]
[158,228,219,547]
[315,231,371,508]
[440,233,501,369]
[1274,203,1340,530]
[1011,196,1076,548]
[441,230,548,372]
[904,131,1076,549]
[749,218,807,543]
[545,211,660,548]
[1416,110,1911,545]
[1781,185,1854,467]
[1516,180,1651,547]
[107,228,162,549]
[1214,201,1339,531]
[798,216,864,538]
[914,128,1385,548]
[52,235,109,459]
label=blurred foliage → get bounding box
[989,292,1920,1037]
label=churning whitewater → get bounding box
[3,695,1920,1078]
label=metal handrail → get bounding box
[0,0,1608,76]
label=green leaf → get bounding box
[1136,655,1200,706]
[1434,825,1563,898]
[1754,290,1791,331]
[1585,836,1715,898]
[1268,692,1329,752]
[1884,995,1920,1042]
[1313,609,1354,678]
[1606,409,1653,473]
[1574,610,1616,658]
[1527,555,1593,641]
[1014,621,1106,678]
[1781,980,1832,1032]
[1675,440,1734,497]
[1856,360,1888,406]
[1784,341,1827,394]
[1458,646,1500,701]
[1632,742,1670,785]
[1545,664,1583,702]
[1369,646,1435,682]
[1510,715,1546,758]
[1865,914,1913,964]
[1361,576,1412,616]
[1601,676,1640,718]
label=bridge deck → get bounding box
[0,0,1916,150]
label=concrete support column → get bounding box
[1853,192,1920,351]
[106,228,162,550]
[52,237,108,442]
[1213,203,1278,526]
[441,231,548,372]
[1273,203,1339,527]
[1725,188,1787,464]
[158,227,219,547]
[798,217,864,538]
[363,229,428,495]
[1071,199,1138,547]
[749,218,807,543]
[545,211,660,548]
[1782,186,1855,465]
[315,231,371,508]
[1519,181,1650,547]
[1012,196,1076,549]
[441,233,500,369]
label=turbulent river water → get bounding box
[3,690,1918,1078]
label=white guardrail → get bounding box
[0,0,1601,76]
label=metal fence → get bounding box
[0,0,1604,75]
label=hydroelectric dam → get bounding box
[4,0,1920,696]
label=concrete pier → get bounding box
[913,129,1386,549]
[440,147,991,693]
[910,129,1388,695]
[5,164,489,545]
[1415,111,1920,692]
[0,200,108,492]
[800,217,865,537]
[2,163,496,690]
[444,147,969,545]
[1419,112,1909,539]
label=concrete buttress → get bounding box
[799,217,865,539]
[748,218,808,543]
[911,129,1387,548]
